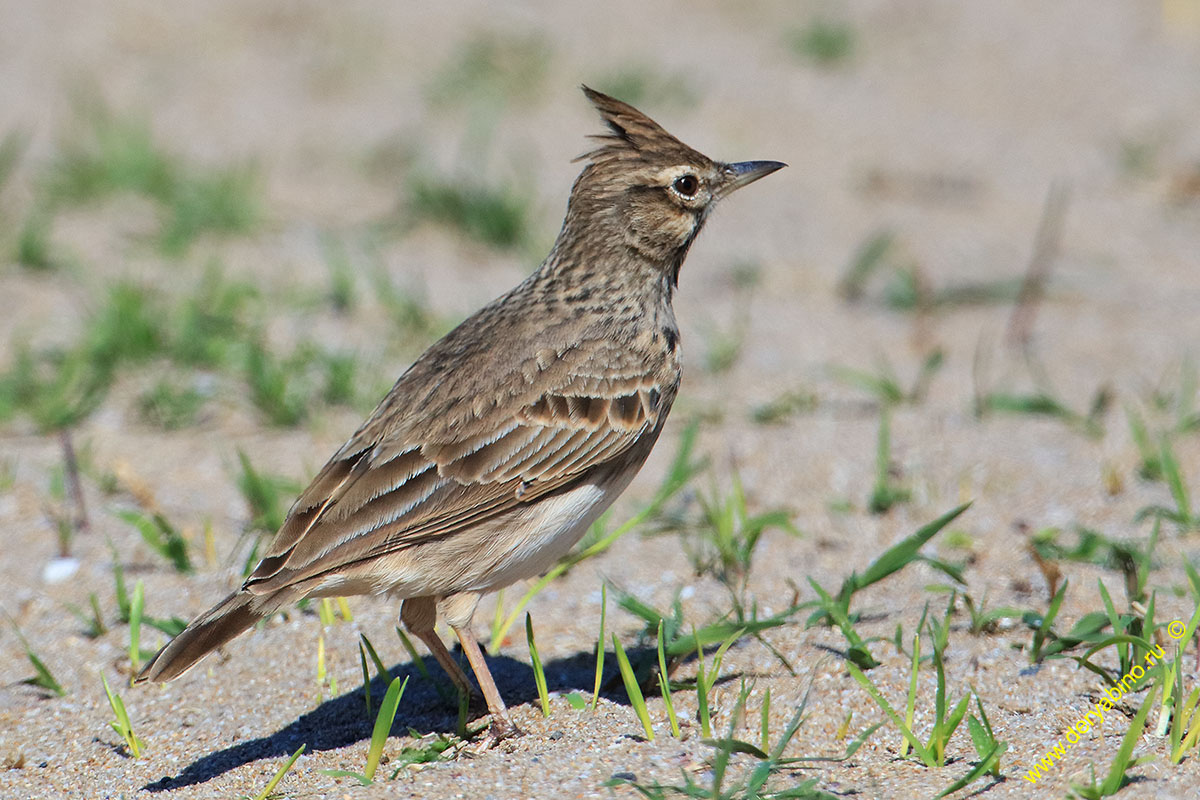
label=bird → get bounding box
[136,86,784,744]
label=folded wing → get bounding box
[243,371,670,595]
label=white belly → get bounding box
[467,480,616,592]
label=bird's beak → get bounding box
[717,160,787,198]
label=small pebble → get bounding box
[548,730,563,740]
[42,557,80,584]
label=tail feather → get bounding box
[135,590,266,683]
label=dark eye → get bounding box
[672,174,699,197]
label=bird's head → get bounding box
[558,86,784,282]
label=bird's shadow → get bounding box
[142,645,652,792]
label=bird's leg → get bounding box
[452,624,522,743]
[400,596,474,696]
[442,592,523,744]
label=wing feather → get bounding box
[244,367,677,594]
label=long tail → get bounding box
[135,590,267,683]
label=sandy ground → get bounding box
[3,1,1200,798]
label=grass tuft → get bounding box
[158,165,259,255]
[609,674,865,798]
[117,509,193,573]
[806,504,968,668]
[751,388,818,425]
[243,340,311,428]
[1068,684,1157,798]
[867,407,911,514]
[138,376,207,429]
[235,451,301,574]
[1135,436,1198,531]
[671,471,798,601]
[44,100,258,253]
[7,616,67,697]
[978,389,1108,439]
[407,173,532,250]
[426,33,551,106]
[101,672,143,758]
[15,210,62,271]
[831,350,944,408]
[788,19,856,66]
[848,617,1006,797]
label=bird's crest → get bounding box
[577,86,709,168]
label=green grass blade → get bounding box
[253,743,305,800]
[393,627,435,685]
[809,578,878,669]
[902,633,919,757]
[695,627,712,739]
[931,635,947,760]
[25,648,67,696]
[838,229,894,300]
[1097,580,1126,650]
[1167,656,1190,755]
[129,579,144,676]
[970,690,1001,774]
[657,620,680,738]
[1173,687,1200,762]
[613,634,654,740]
[364,676,408,782]
[662,606,795,660]
[591,583,607,711]
[7,616,67,697]
[359,633,389,678]
[116,509,193,573]
[935,694,972,766]
[760,687,771,753]
[967,715,991,759]
[1185,560,1200,601]
[100,671,142,758]
[526,613,550,718]
[935,742,1008,798]
[1031,579,1068,663]
[846,662,933,766]
[708,627,744,682]
[358,642,373,719]
[868,406,909,512]
[108,541,131,622]
[1099,683,1157,794]
[1072,634,1159,684]
[317,769,370,786]
[838,504,970,605]
[1160,437,1192,523]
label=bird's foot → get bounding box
[458,713,524,755]
[485,714,524,746]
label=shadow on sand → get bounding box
[142,645,651,791]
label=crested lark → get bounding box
[137,87,783,742]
